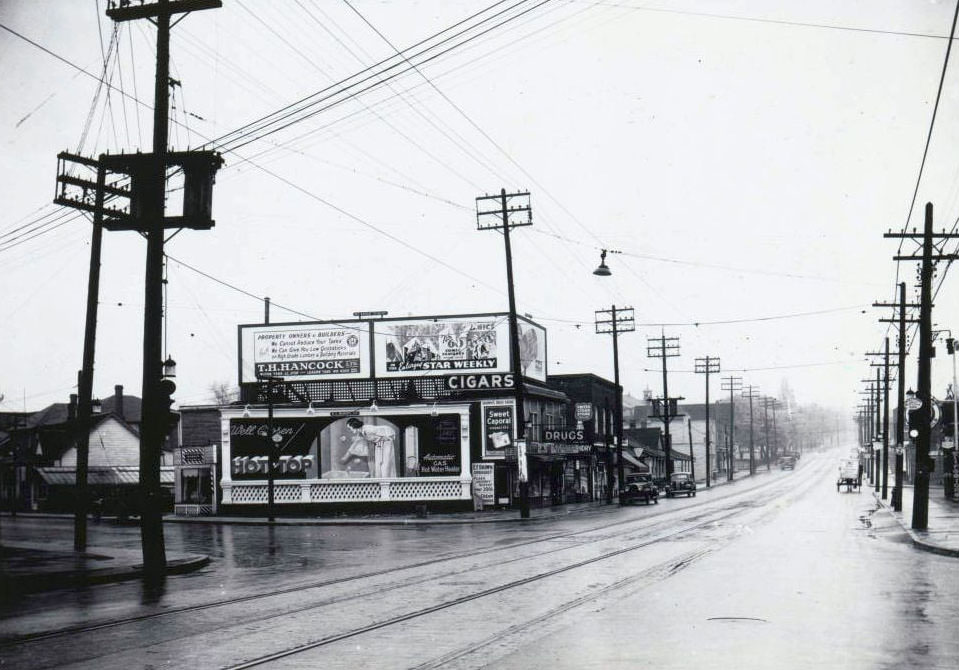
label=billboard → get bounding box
[227,412,463,480]
[238,322,370,383]
[517,316,547,382]
[482,400,515,460]
[374,316,511,378]
[238,313,547,384]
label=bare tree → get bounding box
[209,382,238,406]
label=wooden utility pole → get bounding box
[476,189,532,518]
[878,283,915,511]
[647,334,682,480]
[596,307,634,504]
[721,376,742,480]
[742,385,760,476]
[886,202,959,529]
[694,356,720,487]
[104,0,223,579]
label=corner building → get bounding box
[179,312,619,515]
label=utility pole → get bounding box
[761,396,772,471]
[476,189,532,518]
[647,334,681,480]
[742,385,760,476]
[878,283,914,511]
[886,202,959,529]
[54,156,107,551]
[867,342,897,500]
[694,356,720,487]
[596,306,634,504]
[721,376,742,480]
[770,398,781,464]
[104,0,223,579]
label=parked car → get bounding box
[664,472,696,498]
[622,473,659,505]
[780,457,796,471]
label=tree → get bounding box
[208,382,238,406]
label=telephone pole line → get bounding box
[721,376,742,480]
[596,306,634,504]
[647,334,681,480]
[104,0,222,579]
[742,384,760,476]
[694,356,720,487]
[877,283,914,511]
[885,202,959,529]
[476,189,532,518]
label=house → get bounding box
[0,385,175,513]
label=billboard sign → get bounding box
[482,400,515,460]
[517,316,547,382]
[375,316,510,378]
[471,463,495,505]
[239,322,370,383]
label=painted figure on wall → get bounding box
[346,417,397,478]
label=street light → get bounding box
[593,249,612,276]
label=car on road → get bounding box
[664,472,696,498]
[780,456,796,470]
[622,473,659,505]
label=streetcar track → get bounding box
[228,470,826,669]
[222,515,737,670]
[0,461,823,650]
[409,547,715,670]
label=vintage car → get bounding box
[780,456,796,470]
[664,472,696,498]
[622,473,659,505]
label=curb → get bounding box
[0,553,211,595]
[872,492,959,559]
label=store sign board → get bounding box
[471,463,495,504]
[375,316,511,378]
[444,373,514,391]
[543,428,591,445]
[574,403,593,421]
[239,322,370,383]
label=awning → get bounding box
[621,451,650,472]
[37,466,174,486]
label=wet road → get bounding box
[1,450,957,669]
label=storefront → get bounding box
[219,403,473,511]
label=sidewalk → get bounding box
[0,541,209,595]
[0,499,611,595]
[873,485,959,558]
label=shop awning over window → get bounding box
[621,451,650,472]
[36,466,174,485]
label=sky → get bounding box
[3,0,959,420]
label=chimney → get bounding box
[68,394,78,421]
[114,385,124,419]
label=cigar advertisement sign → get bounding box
[239,322,371,383]
[482,399,515,460]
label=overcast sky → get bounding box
[3,0,959,418]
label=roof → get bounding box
[23,395,143,429]
[36,466,174,486]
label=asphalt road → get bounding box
[1,450,956,669]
